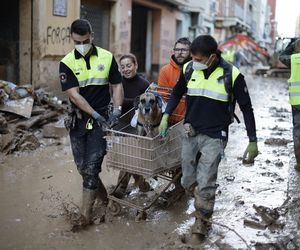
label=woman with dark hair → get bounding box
[119,53,150,114]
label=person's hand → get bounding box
[92,111,108,127]
[159,114,169,137]
[108,107,122,128]
[242,141,258,164]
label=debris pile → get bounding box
[0,80,68,154]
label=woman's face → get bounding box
[120,58,137,79]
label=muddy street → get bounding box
[1,72,300,250]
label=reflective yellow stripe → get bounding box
[289,92,300,96]
[187,88,228,101]
[183,62,240,102]
[289,81,300,86]
[61,47,112,88]
[288,53,300,105]
[79,77,108,87]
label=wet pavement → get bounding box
[1,71,300,250]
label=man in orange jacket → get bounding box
[158,37,191,124]
[158,37,191,198]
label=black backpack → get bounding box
[184,59,240,124]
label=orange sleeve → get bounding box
[158,66,169,87]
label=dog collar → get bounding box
[137,121,160,129]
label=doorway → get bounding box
[131,4,151,74]
[81,0,111,49]
[0,0,19,83]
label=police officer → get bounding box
[159,35,258,242]
[59,19,124,225]
[279,38,300,170]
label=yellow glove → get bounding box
[159,114,169,137]
[242,141,258,164]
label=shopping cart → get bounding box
[105,85,185,220]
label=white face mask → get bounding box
[192,61,208,71]
[75,43,92,56]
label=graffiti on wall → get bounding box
[46,26,71,45]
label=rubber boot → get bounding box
[190,189,214,244]
[92,180,108,222]
[190,215,210,244]
[81,188,97,225]
[96,179,108,206]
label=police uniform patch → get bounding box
[98,64,105,71]
[59,73,67,83]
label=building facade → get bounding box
[2,0,210,95]
[214,0,276,49]
[0,0,278,95]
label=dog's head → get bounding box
[135,92,162,117]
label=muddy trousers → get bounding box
[292,105,300,167]
[181,133,223,233]
[69,118,107,191]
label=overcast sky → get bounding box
[275,0,300,37]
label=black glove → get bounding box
[92,111,108,128]
[108,107,122,128]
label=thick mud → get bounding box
[1,72,300,249]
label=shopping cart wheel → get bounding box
[107,200,122,216]
[135,210,147,221]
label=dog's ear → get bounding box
[134,95,140,110]
[156,95,163,108]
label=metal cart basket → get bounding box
[105,86,185,219]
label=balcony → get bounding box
[152,0,203,12]
[215,0,250,31]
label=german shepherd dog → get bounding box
[135,92,163,137]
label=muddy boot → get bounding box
[114,171,131,198]
[96,179,108,206]
[93,180,108,223]
[81,188,97,225]
[190,217,210,244]
[190,188,214,244]
[94,179,108,216]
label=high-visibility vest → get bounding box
[288,53,300,105]
[61,47,112,88]
[183,63,240,102]
[223,49,235,63]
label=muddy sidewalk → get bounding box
[1,73,300,249]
